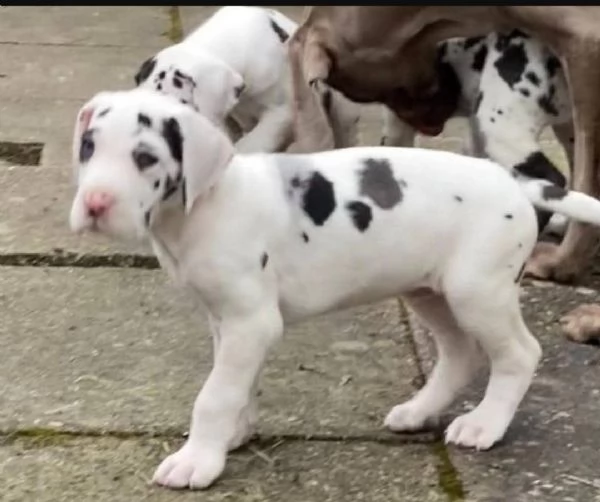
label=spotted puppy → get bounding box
[382,30,572,233]
[134,6,359,154]
[69,88,600,490]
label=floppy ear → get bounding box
[168,108,235,213]
[134,56,157,86]
[189,57,245,126]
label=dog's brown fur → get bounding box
[289,6,600,343]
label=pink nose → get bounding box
[84,191,114,218]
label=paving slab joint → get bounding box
[165,6,184,43]
[0,252,159,269]
[396,298,466,501]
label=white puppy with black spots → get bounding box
[134,6,360,154]
[382,30,573,234]
[69,88,600,490]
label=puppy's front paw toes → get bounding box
[384,401,435,432]
[445,410,507,451]
[152,443,226,490]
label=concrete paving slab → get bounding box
[0,436,445,502]
[0,45,153,102]
[0,267,424,439]
[0,7,170,48]
[0,162,152,256]
[411,280,600,501]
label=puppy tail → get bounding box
[520,179,600,227]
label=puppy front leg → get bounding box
[152,307,283,490]
[234,105,293,153]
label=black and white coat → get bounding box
[382,30,573,231]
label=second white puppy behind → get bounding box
[135,6,360,153]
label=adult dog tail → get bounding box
[520,179,600,227]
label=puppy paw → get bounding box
[152,443,226,490]
[384,401,436,432]
[560,303,600,345]
[445,410,507,451]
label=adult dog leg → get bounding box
[525,44,600,282]
[444,279,541,450]
[385,291,482,432]
[153,306,283,490]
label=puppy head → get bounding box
[69,88,234,241]
[134,45,245,127]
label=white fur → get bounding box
[135,6,359,154]
[70,89,600,490]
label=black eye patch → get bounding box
[79,130,95,163]
[132,149,159,171]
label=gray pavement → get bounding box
[1,6,600,502]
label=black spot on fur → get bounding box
[138,113,152,128]
[359,158,402,209]
[494,40,528,88]
[173,77,183,89]
[269,18,289,43]
[490,117,496,123]
[542,184,567,200]
[260,253,269,269]
[235,83,245,98]
[181,178,187,207]
[157,83,163,91]
[505,213,513,219]
[538,85,559,116]
[290,176,302,188]
[474,92,484,113]
[464,36,485,50]
[454,195,463,202]
[346,201,372,232]
[301,232,309,243]
[134,57,156,85]
[472,44,488,72]
[144,210,151,227]
[498,109,504,115]
[173,69,196,88]
[162,118,183,164]
[79,130,95,163]
[153,179,160,190]
[162,175,179,201]
[545,55,561,77]
[132,149,158,171]
[525,71,540,86]
[158,71,166,80]
[519,88,531,97]
[513,152,566,187]
[97,108,111,118]
[302,172,336,226]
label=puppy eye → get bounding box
[132,150,159,171]
[79,131,95,163]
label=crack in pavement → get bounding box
[0,252,159,269]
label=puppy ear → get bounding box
[134,56,157,86]
[72,92,114,170]
[165,108,235,213]
[191,60,245,125]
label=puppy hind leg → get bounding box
[384,291,482,433]
[234,105,294,154]
[444,280,541,451]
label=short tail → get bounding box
[520,179,600,227]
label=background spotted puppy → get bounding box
[134,6,359,154]
[70,88,600,492]
[382,30,572,233]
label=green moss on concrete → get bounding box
[164,6,184,43]
[432,441,465,501]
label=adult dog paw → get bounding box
[523,242,583,283]
[560,303,600,345]
[152,443,226,490]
